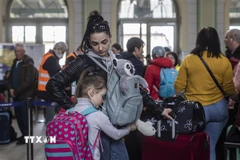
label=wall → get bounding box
[198,0,216,29]
[0,0,8,42]
[181,0,198,57]
[83,0,100,28]
[217,0,228,52]
[0,0,232,57]
[0,0,3,42]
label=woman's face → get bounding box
[111,47,120,54]
[89,32,111,57]
[167,54,176,66]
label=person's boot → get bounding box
[16,136,25,145]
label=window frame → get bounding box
[6,0,69,45]
[117,0,180,56]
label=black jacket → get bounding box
[46,54,164,118]
[229,45,240,69]
[121,52,144,77]
[46,54,106,107]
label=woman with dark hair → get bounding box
[174,26,239,160]
[111,43,123,54]
[46,10,172,160]
[166,52,180,71]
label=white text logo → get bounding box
[24,136,56,144]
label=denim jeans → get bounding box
[100,132,129,160]
[203,98,228,160]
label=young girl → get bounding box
[73,70,136,160]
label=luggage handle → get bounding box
[157,119,176,140]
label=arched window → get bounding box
[10,0,68,18]
[118,0,179,59]
[229,0,240,30]
[7,0,68,65]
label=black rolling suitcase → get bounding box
[0,110,11,143]
[0,109,17,144]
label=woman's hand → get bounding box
[129,123,137,131]
[161,108,173,120]
[10,89,15,97]
[228,98,235,109]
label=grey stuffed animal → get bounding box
[114,58,148,94]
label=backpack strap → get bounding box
[81,107,98,116]
[197,55,225,95]
[87,55,109,74]
[81,107,103,154]
[87,55,116,88]
[81,107,104,154]
[92,131,104,152]
[66,106,97,115]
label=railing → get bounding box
[0,98,56,160]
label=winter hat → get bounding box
[152,46,165,58]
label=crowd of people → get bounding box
[2,10,240,160]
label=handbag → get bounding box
[198,55,225,95]
[142,96,206,141]
[160,98,205,138]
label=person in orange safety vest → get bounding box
[37,41,68,124]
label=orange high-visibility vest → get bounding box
[66,52,77,59]
[38,52,54,91]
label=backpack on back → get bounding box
[87,55,143,127]
[44,107,97,160]
[159,68,178,98]
[104,70,143,126]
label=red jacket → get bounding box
[233,62,240,126]
[144,57,173,100]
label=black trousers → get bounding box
[14,98,28,137]
[125,130,142,160]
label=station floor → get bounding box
[0,110,46,160]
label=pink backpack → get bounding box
[45,107,98,160]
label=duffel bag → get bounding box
[145,97,206,140]
[162,100,206,133]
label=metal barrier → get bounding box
[0,99,56,160]
[27,98,33,160]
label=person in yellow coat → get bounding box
[174,26,239,160]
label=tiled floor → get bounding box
[0,111,46,160]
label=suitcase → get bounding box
[142,132,210,160]
[225,125,240,160]
[0,111,11,143]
